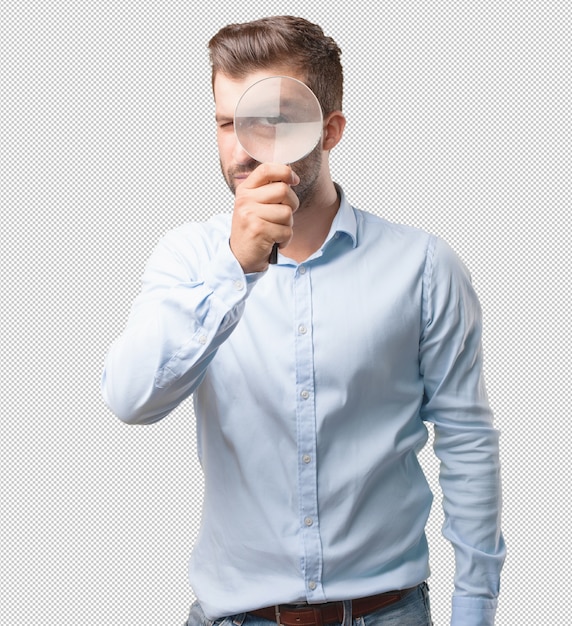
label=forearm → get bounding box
[434,421,506,625]
[101,232,259,424]
[101,289,234,424]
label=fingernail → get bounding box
[291,171,300,185]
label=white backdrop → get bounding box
[2,1,570,624]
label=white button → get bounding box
[298,324,307,335]
[233,280,245,291]
[198,335,207,345]
[308,581,317,590]
[302,455,311,464]
[300,390,310,399]
[299,266,306,274]
[304,517,313,526]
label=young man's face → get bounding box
[213,68,323,203]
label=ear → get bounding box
[322,111,346,151]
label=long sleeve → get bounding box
[419,237,506,626]
[101,220,259,424]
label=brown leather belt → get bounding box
[250,587,417,626]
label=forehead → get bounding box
[214,67,307,118]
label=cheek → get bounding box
[216,126,229,146]
[294,146,322,179]
[217,131,236,165]
[215,130,225,152]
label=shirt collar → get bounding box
[275,184,357,266]
[324,183,357,249]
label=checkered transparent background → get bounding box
[2,2,570,625]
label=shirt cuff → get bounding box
[202,240,265,309]
[451,596,498,626]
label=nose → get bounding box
[232,138,256,165]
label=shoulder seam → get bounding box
[421,234,438,333]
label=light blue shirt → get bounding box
[101,187,505,625]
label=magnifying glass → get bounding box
[234,75,323,263]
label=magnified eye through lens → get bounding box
[234,76,323,164]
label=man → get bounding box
[101,15,505,626]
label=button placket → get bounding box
[293,264,325,601]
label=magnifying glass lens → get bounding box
[234,76,323,164]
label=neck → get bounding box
[281,178,340,263]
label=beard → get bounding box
[221,142,323,208]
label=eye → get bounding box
[236,116,288,139]
[261,115,287,126]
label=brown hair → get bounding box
[208,16,343,115]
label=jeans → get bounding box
[184,583,433,626]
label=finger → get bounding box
[235,181,300,214]
[241,163,300,189]
[254,203,295,228]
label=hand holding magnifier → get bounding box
[234,76,323,263]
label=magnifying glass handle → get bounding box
[268,160,292,265]
[269,243,279,264]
